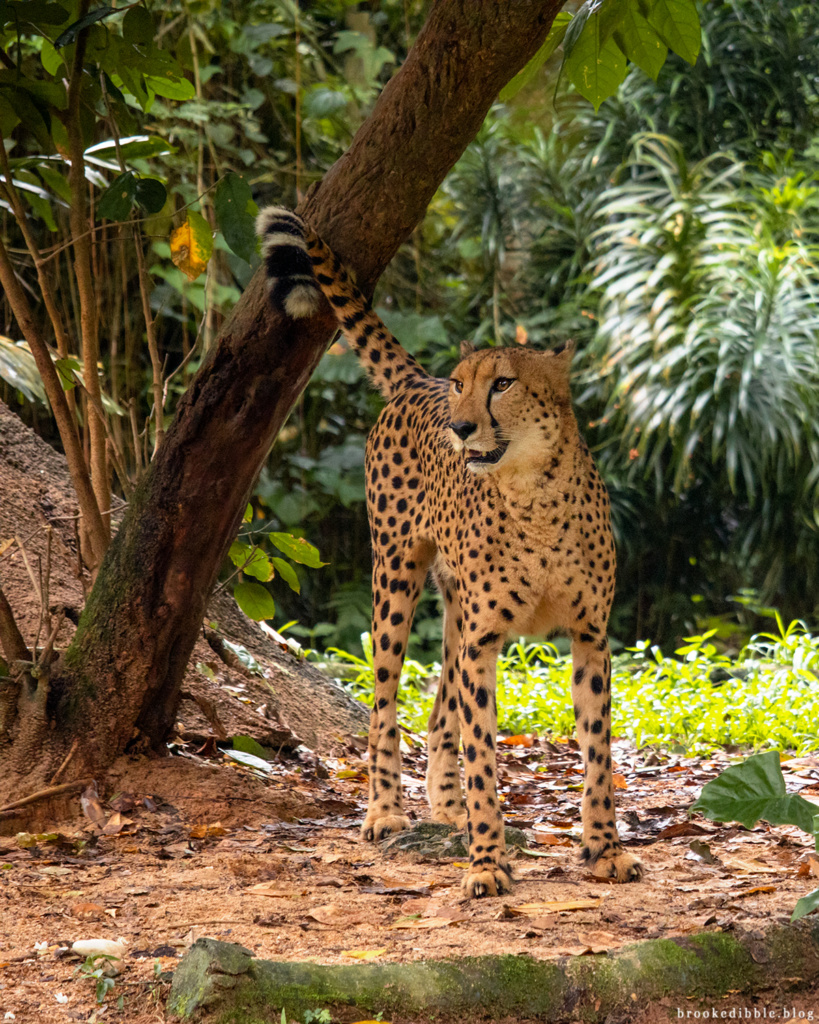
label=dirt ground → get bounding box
[1,732,819,1024]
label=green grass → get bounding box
[314,617,819,755]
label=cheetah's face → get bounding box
[448,346,573,475]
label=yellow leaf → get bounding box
[341,948,387,961]
[351,1020,392,1024]
[0,538,14,556]
[170,211,213,281]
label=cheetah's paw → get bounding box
[462,862,513,899]
[360,812,411,842]
[583,846,643,883]
[430,804,467,830]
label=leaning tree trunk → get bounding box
[0,0,563,796]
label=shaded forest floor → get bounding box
[2,732,819,1023]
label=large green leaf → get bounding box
[228,541,272,582]
[564,8,628,111]
[145,74,195,101]
[644,0,701,65]
[214,172,257,263]
[272,557,300,594]
[233,582,275,621]
[691,751,819,835]
[271,532,327,568]
[615,5,668,80]
[97,171,136,221]
[792,887,819,922]
[0,337,46,404]
[134,177,166,214]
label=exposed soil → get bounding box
[1,736,819,1023]
[2,402,819,1024]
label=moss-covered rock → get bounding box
[167,920,819,1023]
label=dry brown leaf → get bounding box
[390,915,467,930]
[189,823,228,839]
[531,832,572,847]
[721,856,775,874]
[341,949,387,961]
[71,902,105,920]
[612,773,628,789]
[499,734,534,747]
[246,883,309,898]
[508,898,603,915]
[306,904,367,927]
[101,812,134,836]
[734,885,777,898]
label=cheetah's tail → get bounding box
[257,207,323,319]
[256,206,428,402]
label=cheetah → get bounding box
[258,207,643,897]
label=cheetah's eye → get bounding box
[493,378,514,393]
[451,379,464,394]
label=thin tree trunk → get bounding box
[0,0,564,792]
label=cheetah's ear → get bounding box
[459,339,476,359]
[548,339,575,371]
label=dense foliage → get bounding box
[325,617,819,756]
[2,0,818,655]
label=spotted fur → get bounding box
[257,207,643,897]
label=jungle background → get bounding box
[1,0,818,657]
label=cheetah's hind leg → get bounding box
[425,580,467,830]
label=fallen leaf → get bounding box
[721,856,775,874]
[612,773,628,789]
[71,903,105,921]
[360,884,431,897]
[797,857,819,879]
[189,823,228,839]
[499,734,534,747]
[657,822,712,839]
[246,883,309,897]
[306,904,367,927]
[101,812,134,836]
[734,885,777,898]
[390,915,467,930]
[341,949,387,961]
[507,898,603,915]
[531,832,572,847]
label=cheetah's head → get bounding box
[448,343,574,475]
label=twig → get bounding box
[49,739,79,784]
[0,778,92,814]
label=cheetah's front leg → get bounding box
[457,635,512,898]
[571,635,642,882]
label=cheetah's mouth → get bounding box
[465,441,509,467]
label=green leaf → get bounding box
[303,87,347,118]
[614,5,668,80]
[1,1,69,27]
[214,172,257,263]
[121,4,153,45]
[223,748,273,773]
[565,8,628,110]
[134,177,166,214]
[499,12,571,101]
[271,532,327,568]
[54,5,116,47]
[98,171,136,220]
[40,39,64,75]
[37,164,71,203]
[271,557,300,594]
[691,751,819,835]
[231,735,271,760]
[0,337,46,404]
[791,887,819,922]
[187,209,214,262]
[243,504,253,524]
[644,0,701,65]
[144,73,195,101]
[233,581,275,621]
[54,356,81,390]
[228,541,271,581]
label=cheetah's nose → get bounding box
[450,420,477,441]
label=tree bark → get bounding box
[0,0,564,791]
